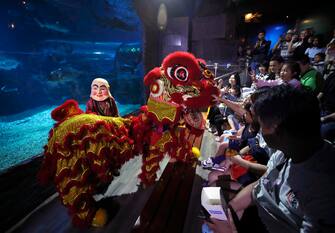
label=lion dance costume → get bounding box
[38,51,219,227]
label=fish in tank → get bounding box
[0,0,145,173]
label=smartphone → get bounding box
[210,166,226,172]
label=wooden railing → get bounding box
[131,131,204,233]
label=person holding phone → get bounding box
[272,29,294,61]
[251,30,271,72]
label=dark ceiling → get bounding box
[153,0,333,24]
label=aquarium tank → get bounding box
[0,0,144,172]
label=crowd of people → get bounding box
[201,27,335,233]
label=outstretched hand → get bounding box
[206,208,237,233]
[212,94,222,104]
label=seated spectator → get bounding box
[203,89,270,171]
[321,112,335,142]
[207,86,335,233]
[207,74,242,136]
[206,132,269,186]
[305,35,326,62]
[203,104,267,189]
[313,52,326,74]
[217,74,242,132]
[248,62,269,84]
[324,41,335,79]
[256,62,269,80]
[243,62,270,97]
[221,73,242,100]
[213,87,271,121]
[319,71,335,115]
[319,72,335,141]
[272,29,294,61]
[254,61,301,89]
[267,56,284,80]
[298,54,324,95]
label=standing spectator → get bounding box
[251,30,271,72]
[237,36,249,59]
[325,41,335,63]
[305,35,326,62]
[324,41,335,79]
[237,36,250,69]
[298,54,324,95]
[272,29,294,61]
[289,29,310,59]
[326,29,335,47]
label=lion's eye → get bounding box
[150,80,164,98]
[167,65,189,82]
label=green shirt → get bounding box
[300,68,324,95]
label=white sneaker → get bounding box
[201,158,214,169]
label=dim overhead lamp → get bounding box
[157,3,168,31]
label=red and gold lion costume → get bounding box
[38,51,219,227]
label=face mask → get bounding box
[90,78,112,101]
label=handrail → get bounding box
[214,70,241,81]
[204,62,242,80]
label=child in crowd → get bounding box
[313,52,326,74]
[256,62,269,80]
[254,61,301,89]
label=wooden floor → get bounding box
[8,130,217,233]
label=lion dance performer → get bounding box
[38,51,219,227]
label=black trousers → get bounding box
[208,106,225,136]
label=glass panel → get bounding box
[0,0,144,172]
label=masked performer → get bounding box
[86,78,119,117]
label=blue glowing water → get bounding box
[0,103,140,173]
